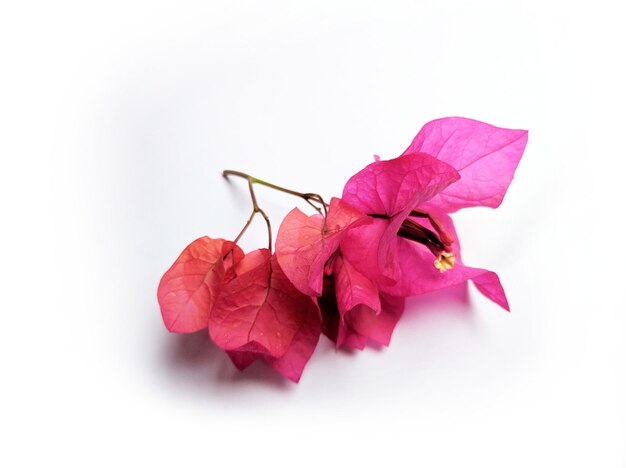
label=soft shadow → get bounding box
[161,330,291,392]
[402,282,478,328]
[409,282,470,308]
[158,285,479,392]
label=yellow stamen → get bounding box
[434,252,455,273]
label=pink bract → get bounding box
[379,208,509,309]
[340,117,527,310]
[341,151,460,217]
[403,116,528,212]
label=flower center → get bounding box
[434,252,455,272]
[397,211,456,273]
[368,211,456,273]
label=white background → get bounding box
[1,1,624,466]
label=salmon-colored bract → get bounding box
[157,237,243,333]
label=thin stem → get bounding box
[247,178,272,250]
[303,192,328,217]
[224,171,279,252]
[223,169,328,216]
[233,209,256,245]
[247,178,259,211]
[223,169,329,250]
[258,208,272,251]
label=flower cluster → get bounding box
[158,117,528,382]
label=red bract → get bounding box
[339,294,405,349]
[209,250,321,382]
[319,271,405,350]
[333,254,380,315]
[332,255,405,349]
[157,237,243,333]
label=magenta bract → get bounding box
[340,117,527,310]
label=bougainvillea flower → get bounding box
[275,197,371,297]
[157,237,243,333]
[208,249,321,382]
[158,117,527,382]
[341,151,460,287]
[341,117,527,309]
